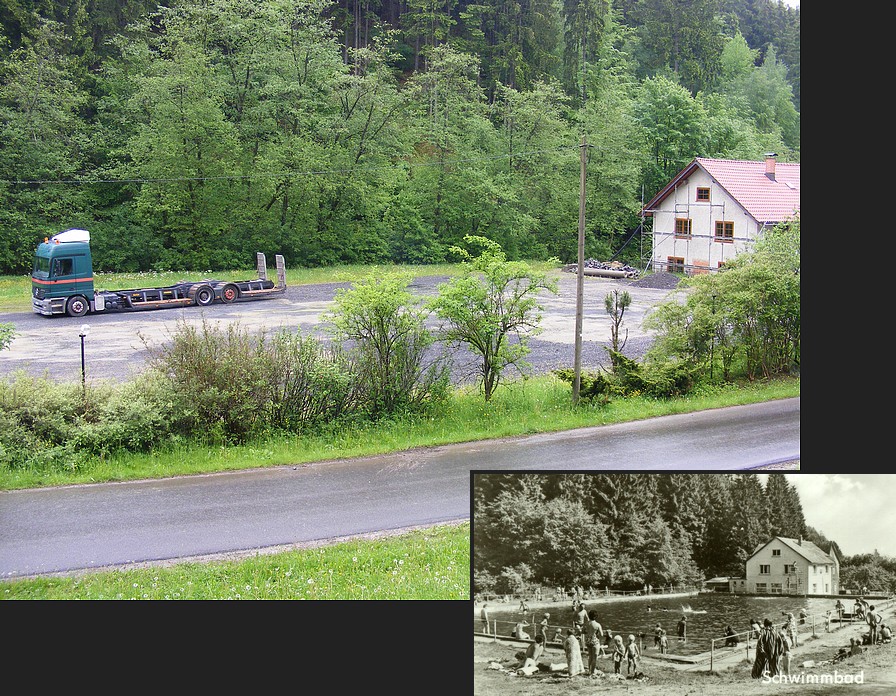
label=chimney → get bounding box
[765,153,778,181]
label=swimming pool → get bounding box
[482,593,860,656]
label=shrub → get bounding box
[554,352,698,402]
[69,374,178,455]
[142,319,276,443]
[0,372,83,469]
[325,271,451,418]
[257,331,359,432]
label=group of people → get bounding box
[860,600,889,646]
[519,603,643,679]
[750,617,795,679]
[511,600,696,679]
[750,600,892,680]
[565,605,642,678]
[499,594,894,682]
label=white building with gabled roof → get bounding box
[741,536,840,596]
[642,155,800,276]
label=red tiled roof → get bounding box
[644,157,800,224]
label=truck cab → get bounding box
[32,229,97,316]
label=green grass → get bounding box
[1,521,469,599]
[0,373,801,491]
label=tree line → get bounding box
[473,473,896,597]
[0,0,798,275]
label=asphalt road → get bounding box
[0,397,799,579]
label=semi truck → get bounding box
[31,229,287,317]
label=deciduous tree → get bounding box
[428,235,557,401]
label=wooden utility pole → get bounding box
[573,136,586,405]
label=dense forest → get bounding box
[0,0,799,275]
[473,474,896,596]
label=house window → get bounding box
[759,565,770,575]
[771,583,783,594]
[715,220,734,241]
[783,565,790,574]
[696,187,710,201]
[755,583,767,594]
[772,550,781,557]
[675,218,692,238]
[667,257,685,274]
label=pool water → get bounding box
[487,593,853,655]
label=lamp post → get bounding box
[79,324,90,395]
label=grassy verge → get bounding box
[0,374,800,491]
[1,521,469,599]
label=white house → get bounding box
[742,536,840,597]
[642,155,800,276]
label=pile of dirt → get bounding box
[630,272,682,290]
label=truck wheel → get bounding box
[66,296,89,317]
[220,284,239,303]
[194,285,215,306]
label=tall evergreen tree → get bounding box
[561,0,610,103]
[764,473,805,539]
[633,0,725,94]
[729,473,770,567]
[656,474,709,550]
[693,474,740,576]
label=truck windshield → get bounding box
[33,256,51,275]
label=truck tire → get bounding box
[220,283,239,304]
[193,285,215,306]
[66,295,89,317]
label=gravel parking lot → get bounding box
[0,271,683,385]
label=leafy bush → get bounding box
[552,367,616,405]
[0,323,16,351]
[70,375,179,455]
[428,236,557,402]
[142,319,278,443]
[325,272,451,418]
[143,318,373,442]
[257,331,359,432]
[644,219,800,381]
[0,372,84,469]
[554,351,698,402]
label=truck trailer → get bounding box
[31,229,287,317]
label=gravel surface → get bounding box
[0,270,685,384]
